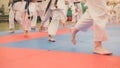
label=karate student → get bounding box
[39,0,67,42]
[29,0,38,30]
[71,0,112,55]
[8,0,21,33]
[13,0,32,36]
[37,0,49,31]
[30,0,47,30]
[72,0,83,23]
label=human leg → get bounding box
[48,10,61,42]
[94,41,112,55]
[39,10,52,32]
[31,11,37,30]
[15,11,30,37]
[71,10,93,45]
[9,9,15,33]
[93,19,112,55]
[48,18,59,42]
[22,12,31,37]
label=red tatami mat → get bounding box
[0,28,70,44]
[0,47,120,68]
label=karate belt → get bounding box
[37,1,42,2]
[74,1,80,4]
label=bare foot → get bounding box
[9,28,14,33]
[70,28,77,45]
[31,26,36,31]
[24,30,28,37]
[94,47,112,55]
[48,38,56,42]
[43,27,48,32]
[39,25,43,32]
[71,39,76,45]
[62,23,66,28]
[48,35,56,42]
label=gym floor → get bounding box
[0,22,120,68]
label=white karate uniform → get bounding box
[13,1,31,31]
[41,0,67,36]
[37,0,49,27]
[9,4,15,29]
[74,0,108,41]
[72,0,82,22]
[48,0,67,36]
[29,2,38,28]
